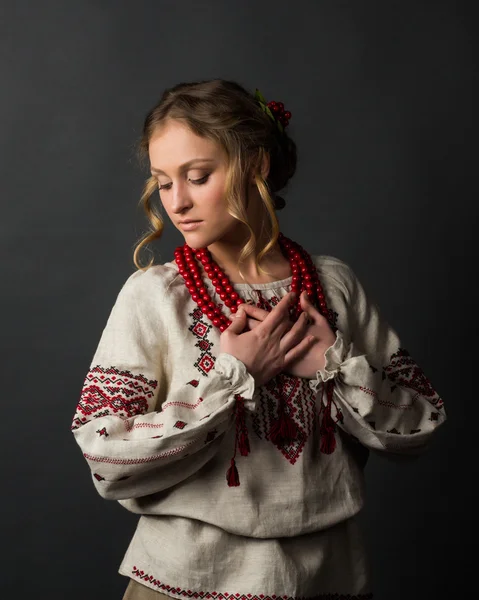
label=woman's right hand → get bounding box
[219,292,315,387]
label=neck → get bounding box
[206,229,291,285]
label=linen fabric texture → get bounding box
[71,255,446,599]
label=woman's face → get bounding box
[149,119,240,249]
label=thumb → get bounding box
[300,291,319,321]
[300,290,312,311]
[226,308,247,334]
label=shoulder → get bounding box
[122,261,180,294]
[310,254,358,301]
[115,261,182,307]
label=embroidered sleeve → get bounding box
[310,260,446,455]
[71,272,255,500]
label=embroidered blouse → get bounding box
[71,255,446,600]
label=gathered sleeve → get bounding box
[310,259,446,455]
[71,270,255,500]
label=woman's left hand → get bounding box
[237,291,337,379]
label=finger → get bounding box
[300,291,323,323]
[279,311,311,354]
[247,317,261,330]
[236,303,269,322]
[226,308,247,335]
[258,292,296,333]
[284,335,317,365]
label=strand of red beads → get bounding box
[278,233,328,320]
[174,233,329,329]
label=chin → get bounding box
[180,221,240,250]
[180,231,210,250]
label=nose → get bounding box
[170,180,193,214]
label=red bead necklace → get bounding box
[174,233,329,327]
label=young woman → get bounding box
[71,79,446,600]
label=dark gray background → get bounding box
[1,1,476,598]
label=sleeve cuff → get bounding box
[214,352,256,410]
[309,329,349,392]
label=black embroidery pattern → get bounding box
[188,307,217,377]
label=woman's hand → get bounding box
[237,291,337,380]
[220,292,316,387]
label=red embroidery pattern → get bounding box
[253,373,316,465]
[71,366,157,430]
[162,398,204,410]
[384,348,443,408]
[124,422,164,431]
[189,307,217,377]
[83,441,196,465]
[254,290,273,311]
[358,386,416,409]
[130,567,373,600]
[359,387,376,398]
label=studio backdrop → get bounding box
[0,1,476,599]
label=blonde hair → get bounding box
[133,79,297,272]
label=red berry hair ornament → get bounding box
[254,88,292,133]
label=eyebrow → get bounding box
[150,158,216,176]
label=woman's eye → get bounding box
[189,174,210,185]
[158,174,209,191]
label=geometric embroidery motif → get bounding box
[188,307,217,377]
[384,348,443,409]
[130,566,374,600]
[71,365,157,430]
[252,372,317,465]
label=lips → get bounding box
[179,220,203,231]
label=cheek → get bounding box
[205,178,229,209]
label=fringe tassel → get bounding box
[226,458,240,487]
[239,429,250,456]
[226,394,250,487]
[319,380,337,454]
